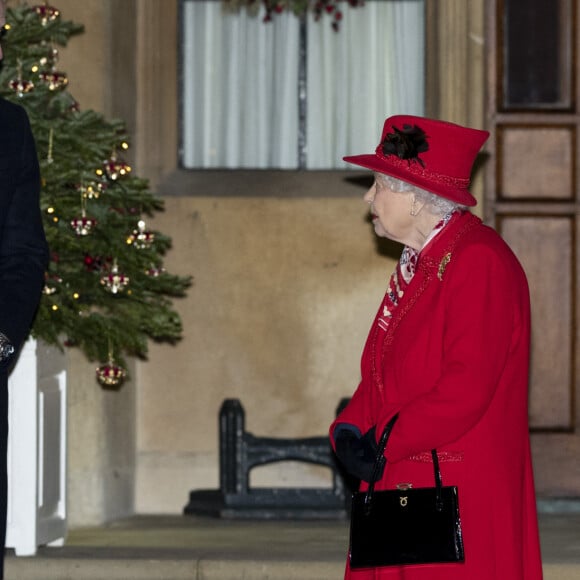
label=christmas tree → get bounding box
[0,3,191,387]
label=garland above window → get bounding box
[222,0,365,31]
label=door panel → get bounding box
[487,0,580,496]
[500,216,574,430]
[497,125,575,200]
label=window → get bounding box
[501,0,573,110]
[180,0,425,169]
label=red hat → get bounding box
[343,115,490,207]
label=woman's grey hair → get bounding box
[376,173,466,216]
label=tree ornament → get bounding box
[83,255,95,270]
[96,339,127,388]
[35,41,67,90]
[70,213,97,236]
[100,260,130,294]
[39,70,68,91]
[104,153,131,181]
[145,264,166,277]
[38,46,59,69]
[96,359,127,388]
[127,219,155,249]
[46,206,59,223]
[70,192,96,235]
[8,78,35,97]
[83,254,107,272]
[9,61,34,97]
[78,180,106,200]
[32,3,61,25]
[67,98,80,113]
[42,273,62,295]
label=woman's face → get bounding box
[363,174,414,243]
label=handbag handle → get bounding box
[363,413,444,514]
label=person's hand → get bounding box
[334,426,385,482]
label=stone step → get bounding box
[5,558,580,580]
[4,513,579,580]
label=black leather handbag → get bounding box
[349,414,465,569]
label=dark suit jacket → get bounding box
[0,96,48,573]
[0,97,48,357]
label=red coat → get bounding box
[331,211,543,580]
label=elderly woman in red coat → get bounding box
[331,115,543,580]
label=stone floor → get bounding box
[3,512,580,579]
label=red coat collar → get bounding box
[381,211,481,352]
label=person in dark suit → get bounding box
[0,2,49,576]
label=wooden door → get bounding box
[486,0,580,497]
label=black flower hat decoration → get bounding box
[381,123,429,167]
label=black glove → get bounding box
[334,426,385,483]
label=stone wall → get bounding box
[135,172,400,512]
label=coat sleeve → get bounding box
[377,241,529,463]
[0,106,48,358]
[329,379,371,448]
